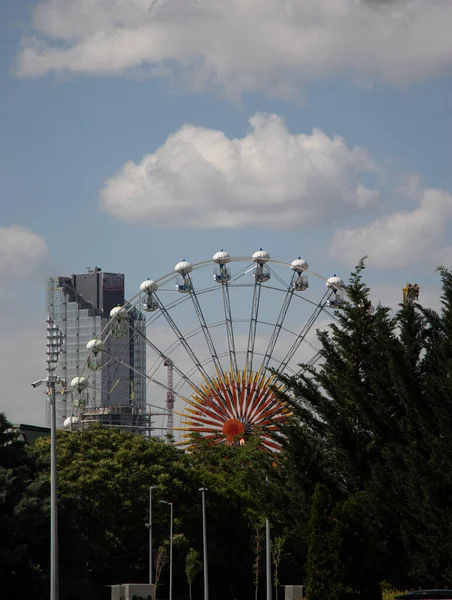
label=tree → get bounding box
[33,424,200,599]
[251,518,265,600]
[185,547,202,600]
[32,424,267,600]
[0,413,49,598]
[278,263,452,592]
[304,484,341,600]
[154,544,169,599]
[271,536,286,599]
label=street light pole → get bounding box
[49,376,59,600]
[32,374,59,600]
[199,488,209,600]
[32,315,64,600]
[149,485,157,585]
[266,517,271,600]
[160,500,173,600]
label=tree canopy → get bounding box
[3,263,452,599]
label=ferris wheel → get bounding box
[72,250,345,450]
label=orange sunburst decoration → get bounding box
[176,368,291,451]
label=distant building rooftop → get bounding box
[13,424,50,445]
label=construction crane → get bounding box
[164,358,175,438]
[403,283,420,304]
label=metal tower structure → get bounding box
[403,282,420,303]
[164,359,175,437]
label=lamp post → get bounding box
[265,475,271,600]
[266,517,272,600]
[31,315,64,600]
[32,375,59,600]
[199,488,209,600]
[148,485,157,585]
[160,500,173,600]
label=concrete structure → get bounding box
[46,268,146,429]
[110,583,155,600]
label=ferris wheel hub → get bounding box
[222,418,245,443]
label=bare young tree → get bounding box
[271,536,286,600]
[185,547,202,600]
[251,518,265,600]
[154,544,169,600]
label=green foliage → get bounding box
[305,484,341,600]
[185,546,202,600]
[279,263,452,593]
[271,535,286,591]
[7,262,452,598]
[34,425,199,597]
[251,517,266,600]
[0,413,50,598]
[380,582,411,600]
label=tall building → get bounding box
[46,268,146,429]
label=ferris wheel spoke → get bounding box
[258,270,298,386]
[115,326,206,398]
[84,381,132,406]
[186,276,225,378]
[181,394,228,423]
[245,281,263,377]
[98,347,198,409]
[245,380,277,423]
[215,255,255,380]
[179,409,225,428]
[197,383,234,421]
[221,282,239,379]
[215,372,239,419]
[247,386,281,424]
[242,371,267,421]
[261,438,282,451]
[154,292,216,388]
[276,289,332,373]
[254,399,290,425]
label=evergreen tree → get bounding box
[304,483,341,600]
[0,413,48,597]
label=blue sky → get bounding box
[1,0,451,425]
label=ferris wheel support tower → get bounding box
[164,358,175,437]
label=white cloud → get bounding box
[15,0,452,96]
[0,325,46,426]
[0,226,49,424]
[101,113,379,229]
[330,188,452,268]
[0,226,49,278]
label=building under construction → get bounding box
[46,268,147,431]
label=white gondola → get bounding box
[252,249,271,282]
[213,250,232,283]
[63,416,80,430]
[176,276,193,293]
[293,274,308,291]
[86,338,103,370]
[71,376,89,408]
[326,275,345,307]
[254,265,271,283]
[140,280,159,311]
[175,260,193,293]
[291,258,309,291]
[142,296,159,311]
[213,265,231,283]
[109,305,129,337]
